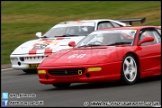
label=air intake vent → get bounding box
[48,68,85,76]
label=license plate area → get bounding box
[28,64,39,68]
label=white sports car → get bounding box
[10,18,145,73]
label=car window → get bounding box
[139,29,160,46]
[111,22,123,27]
[156,28,161,35]
[76,29,136,47]
[43,26,95,37]
[97,22,114,30]
[153,30,161,43]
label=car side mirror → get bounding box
[36,32,42,38]
[68,41,76,47]
[138,36,154,46]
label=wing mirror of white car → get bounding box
[36,32,42,38]
[68,41,76,47]
[138,36,154,46]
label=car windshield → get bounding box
[43,25,95,38]
[75,29,137,48]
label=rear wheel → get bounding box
[52,83,71,89]
[121,54,139,84]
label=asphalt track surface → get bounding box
[1,68,161,107]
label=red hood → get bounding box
[39,46,120,67]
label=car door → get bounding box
[138,28,161,74]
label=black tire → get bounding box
[52,83,71,89]
[22,69,37,74]
[121,54,139,85]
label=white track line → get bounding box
[1,68,13,71]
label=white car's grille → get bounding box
[24,56,46,60]
[19,56,49,62]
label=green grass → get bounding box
[1,1,161,64]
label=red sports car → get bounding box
[37,26,161,88]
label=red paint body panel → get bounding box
[44,49,53,55]
[38,62,122,84]
[37,26,161,84]
[29,50,37,55]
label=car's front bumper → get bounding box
[38,61,122,84]
[10,54,49,69]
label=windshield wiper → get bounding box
[55,34,79,37]
[78,44,104,48]
[107,42,131,46]
[41,36,48,38]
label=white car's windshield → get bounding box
[75,29,137,47]
[43,26,95,38]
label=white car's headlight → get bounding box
[10,58,18,61]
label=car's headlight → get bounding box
[38,70,46,74]
[10,58,18,61]
[87,67,102,72]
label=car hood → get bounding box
[40,46,119,66]
[11,36,85,55]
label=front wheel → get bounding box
[52,83,71,89]
[121,54,139,84]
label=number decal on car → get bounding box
[33,44,49,49]
[68,54,86,59]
